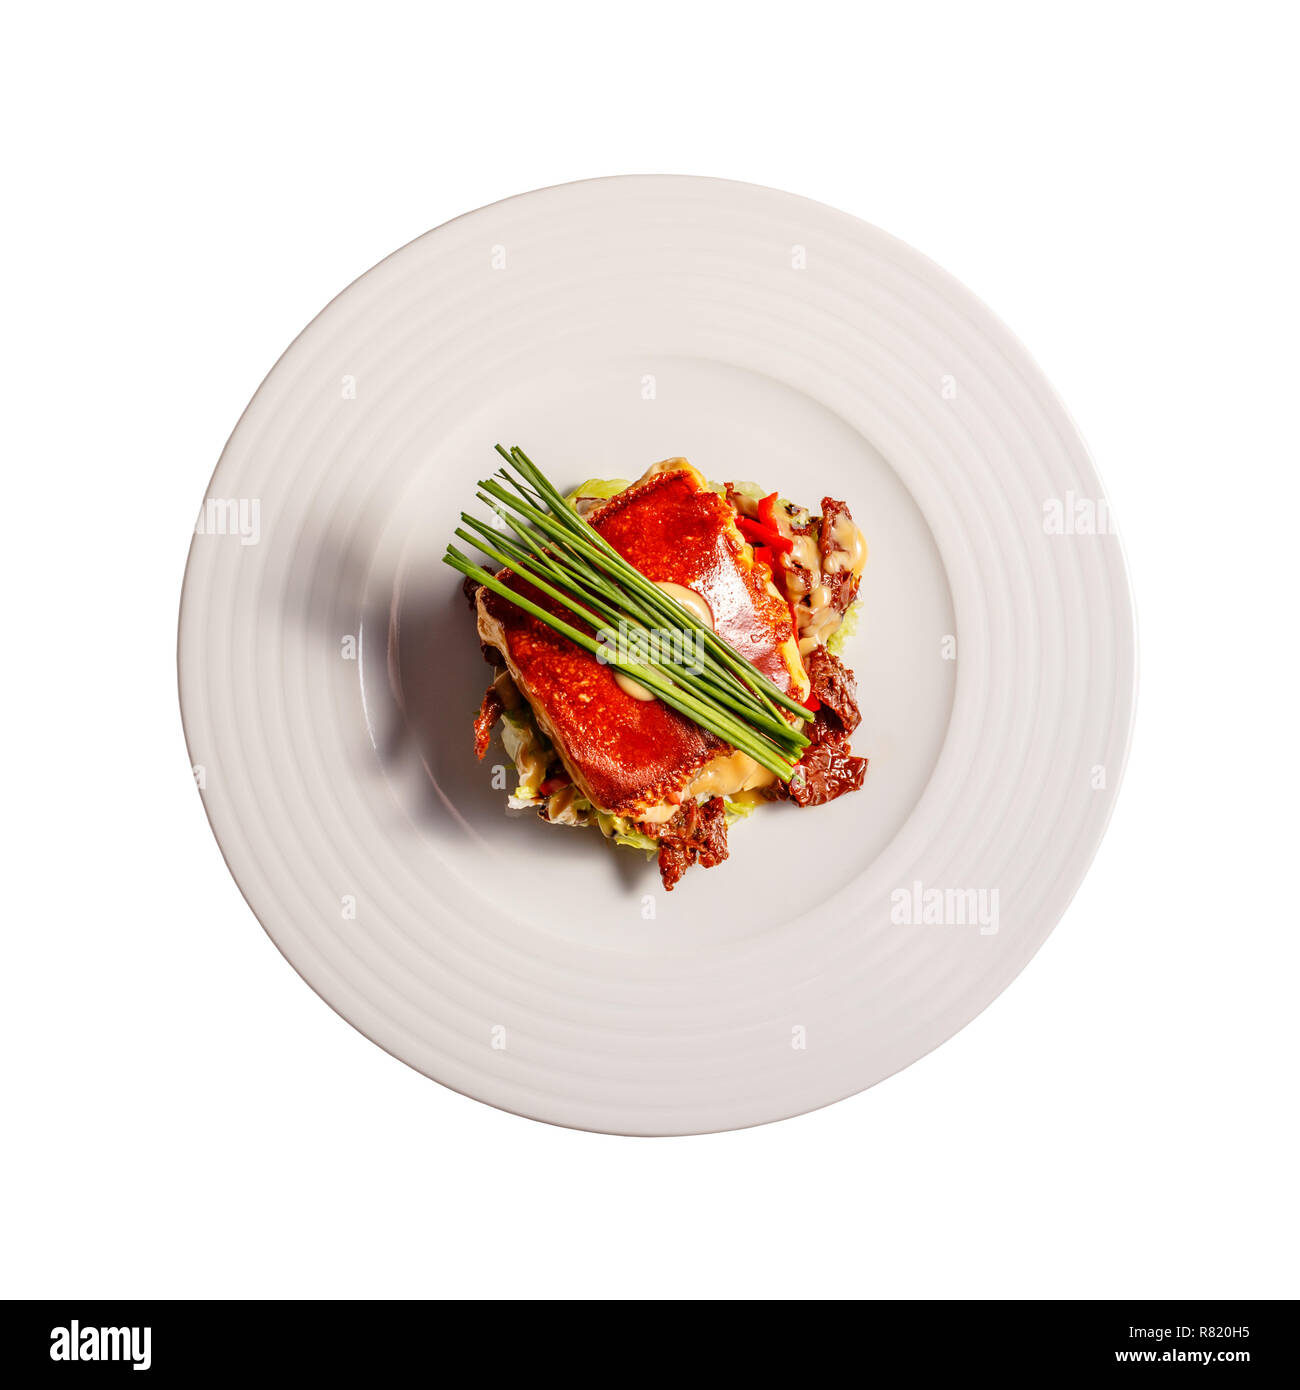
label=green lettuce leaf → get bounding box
[563,477,633,507]
[827,598,862,655]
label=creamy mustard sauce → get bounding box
[791,533,820,572]
[802,604,842,648]
[653,580,715,630]
[636,749,778,824]
[613,672,657,702]
[753,498,864,652]
[824,514,868,578]
[545,783,583,825]
[686,749,776,798]
[613,581,714,701]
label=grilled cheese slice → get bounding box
[476,460,809,822]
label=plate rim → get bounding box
[177,173,1139,1135]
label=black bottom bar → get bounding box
[2,1299,1282,1378]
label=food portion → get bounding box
[478,462,807,816]
[446,448,869,890]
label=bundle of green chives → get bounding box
[443,446,814,781]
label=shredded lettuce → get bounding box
[593,811,658,856]
[827,598,862,655]
[564,477,632,507]
[498,709,550,800]
[723,791,764,824]
[567,474,733,508]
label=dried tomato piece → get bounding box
[787,735,868,806]
[803,646,861,734]
[657,837,693,891]
[694,796,729,869]
[654,796,730,889]
[817,497,862,616]
[473,684,504,760]
[822,569,857,616]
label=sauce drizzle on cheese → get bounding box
[613,581,715,702]
[654,581,715,631]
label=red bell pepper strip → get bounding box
[757,491,782,529]
[738,515,793,554]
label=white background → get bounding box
[3,2,1297,1299]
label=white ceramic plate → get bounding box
[178,176,1136,1135]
